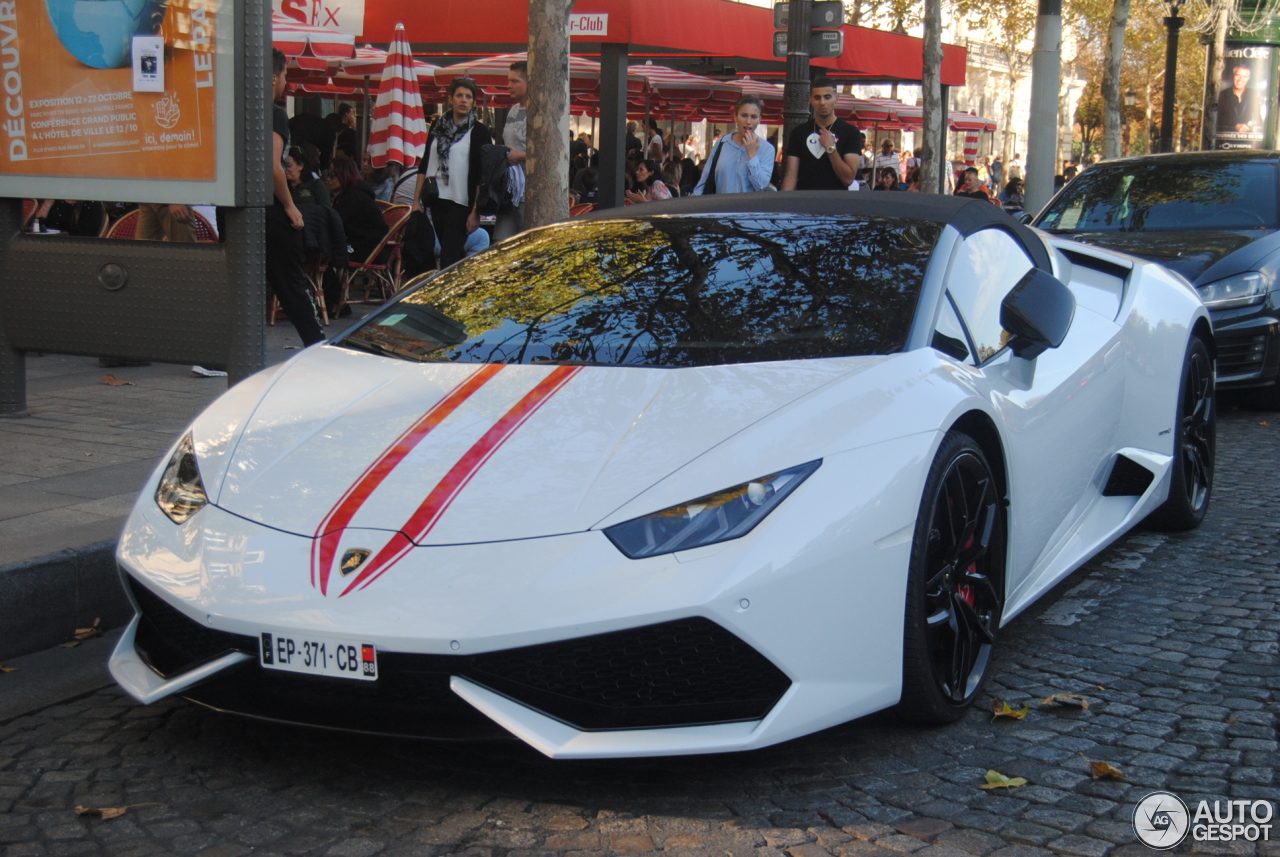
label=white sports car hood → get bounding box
[209,345,862,556]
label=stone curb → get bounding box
[0,539,132,661]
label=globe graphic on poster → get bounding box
[43,0,169,69]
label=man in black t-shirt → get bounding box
[953,167,991,201]
[781,77,864,191]
[267,49,324,346]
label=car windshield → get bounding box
[1037,160,1279,233]
[339,215,940,367]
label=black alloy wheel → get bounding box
[898,431,1006,723]
[1148,336,1215,531]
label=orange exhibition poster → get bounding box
[0,0,217,181]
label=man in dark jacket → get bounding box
[411,77,492,268]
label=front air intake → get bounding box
[127,575,256,677]
[467,617,792,730]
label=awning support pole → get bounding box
[598,43,629,209]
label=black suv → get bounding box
[1034,151,1280,405]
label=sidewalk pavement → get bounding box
[0,312,366,661]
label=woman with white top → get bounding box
[412,77,493,268]
[693,95,775,195]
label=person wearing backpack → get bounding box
[494,60,529,242]
[693,95,775,195]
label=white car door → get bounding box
[941,227,1125,595]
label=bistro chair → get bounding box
[191,211,218,242]
[105,209,141,239]
[344,205,410,305]
[269,260,329,328]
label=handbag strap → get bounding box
[703,138,726,195]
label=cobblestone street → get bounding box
[2,405,1277,857]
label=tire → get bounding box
[897,431,1006,724]
[1147,336,1215,531]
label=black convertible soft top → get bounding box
[580,191,1053,271]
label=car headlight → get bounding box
[1197,272,1268,309]
[603,460,821,559]
[154,433,208,523]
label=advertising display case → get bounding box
[0,0,241,204]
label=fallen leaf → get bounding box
[58,641,81,648]
[75,802,168,821]
[980,770,1028,790]
[1088,760,1124,780]
[100,375,135,387]
[1261,422,1270,427]
[76,806,128,820]
[0,665,16,673]
[1039,693,1090,710]
[991,700,1030,720]
[1097,685,1106,691]
[283,345,300,350]
[1227,716,1238,724]
[74,618,102,641]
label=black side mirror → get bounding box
[1000,268,1075,359]
[1017,212,1033,225]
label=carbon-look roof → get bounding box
[579,191,1052,270]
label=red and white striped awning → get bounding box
[629,62,737,104]
[862,99,998,133]
[367,24,428,168]
[271,13,354,59]
[433,53,647,96]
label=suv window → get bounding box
[1039,160,1278,232]
[946,229,1034,364]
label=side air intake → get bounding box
[1102,454,1156,497]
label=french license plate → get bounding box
[259,631,377,681]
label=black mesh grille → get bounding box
[1217,333,1266,378]
[128,576,257,677]
[467,617,792,730]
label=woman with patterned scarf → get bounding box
[412,77,493,268]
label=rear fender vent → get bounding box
[1102,454,1156,497]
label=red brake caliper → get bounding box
[957,534,976,607]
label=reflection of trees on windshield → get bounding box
[1041,162,1277,232]
[352,216,939,368]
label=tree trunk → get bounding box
[1003,71,1018,167]
[526,0,575,230]
[1101,0,1130,159]
[1201,2,1229,150]
[920,0,944,194]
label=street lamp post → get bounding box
[1123,87,1136,155]
[1159,2,1184,154]
[1185,103,1202,151]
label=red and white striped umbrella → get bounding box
[963,132,980,166]
[367,24,428,168]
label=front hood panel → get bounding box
[1064,230,1263,282]
[214,346,862,552]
